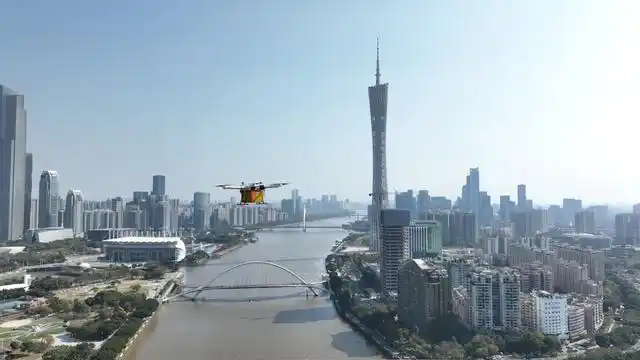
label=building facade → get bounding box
[380,209,410,293]
[466,267,521,332]
[193,192,211,232]
[23,153,32,233]
[408,220,442,258]
[38,170,59,229]
[102,237,186,263]
[398,259,451,332]
[0,85,27,241]
[368,40,389,253]
[152,175,166,197]
[63,189,84,237]
[522,290,569,340]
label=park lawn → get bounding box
[0,317,66,341]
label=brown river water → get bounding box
[128,217,382,360]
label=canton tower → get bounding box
[368,39,389,253]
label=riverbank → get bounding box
[331,295,397,359]
[117,243,245,356]
[213,241,246,258]
[116,308,159,360]
[117,278,180,359]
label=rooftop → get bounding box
[532,290,567,299]
[103,236,182,244]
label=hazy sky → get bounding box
[1,1,639,204]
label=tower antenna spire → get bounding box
[375,38,381,86]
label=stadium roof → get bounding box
[103,237,183,244]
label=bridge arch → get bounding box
[186,260,318,299]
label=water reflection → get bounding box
[273,306,337,324]
[171,291,310,303]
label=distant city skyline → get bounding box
[22,170,640,210]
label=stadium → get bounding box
[102,237,186,263]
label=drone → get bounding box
[216,182,289,205]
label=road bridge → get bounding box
[163,260,326,302]
[181,282,323,290]
[242,205,350,232]
[257,225,343,231]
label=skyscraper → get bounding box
[23,153,33,232]
[38,170,60,228]
[517,184,527,210]
[368,39,389,253]
[0,85,27,240]
[380,209,410,293]
[468,168,480,215]
[152,175,166,197]
[291,189,300,219]
[193,192,211,232]
[64,189,84,236]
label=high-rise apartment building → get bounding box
[575,211,596,234]
[380,209,410,293]
[423,211,476,247]
[153,201,170,231]
[291,189,300,218]
[518,261,553,293]
[63,189,84,237]
[464,268,521,332]
[152,175,166,197]
[193,192,211,232]
[110,197,124,229]
[587,205,609,229]
[368,40,389,253]
[521,290,569,340]
[407,220,442,258]
[512,209,549,238]
[398,259,451,331]
[467,168,480,216]
[29,199,38,230]
[38,170,59,228]
[615,213,640,245]
[123,203,144,230]
[0,85,27,240]
[478,191,493,226]
[132,191,149,204]
[498,195,512,222]
[517,184,527,210]
[416,190,430,215]
[430,197,452,211]
[23,153,32,232]
[563,198,583,226]
[553,244,606,282]
[395,190,416,218]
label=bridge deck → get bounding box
[194,284,325,290]
[182,282,323,290]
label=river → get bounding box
[130,217,382,360]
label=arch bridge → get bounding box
[164,260,326,302]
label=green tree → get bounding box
[20,339,38,352]
[72,298,90,313]
[48,297,72,313]
[42,345,76,360]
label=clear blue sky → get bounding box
[1,1,638,204]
